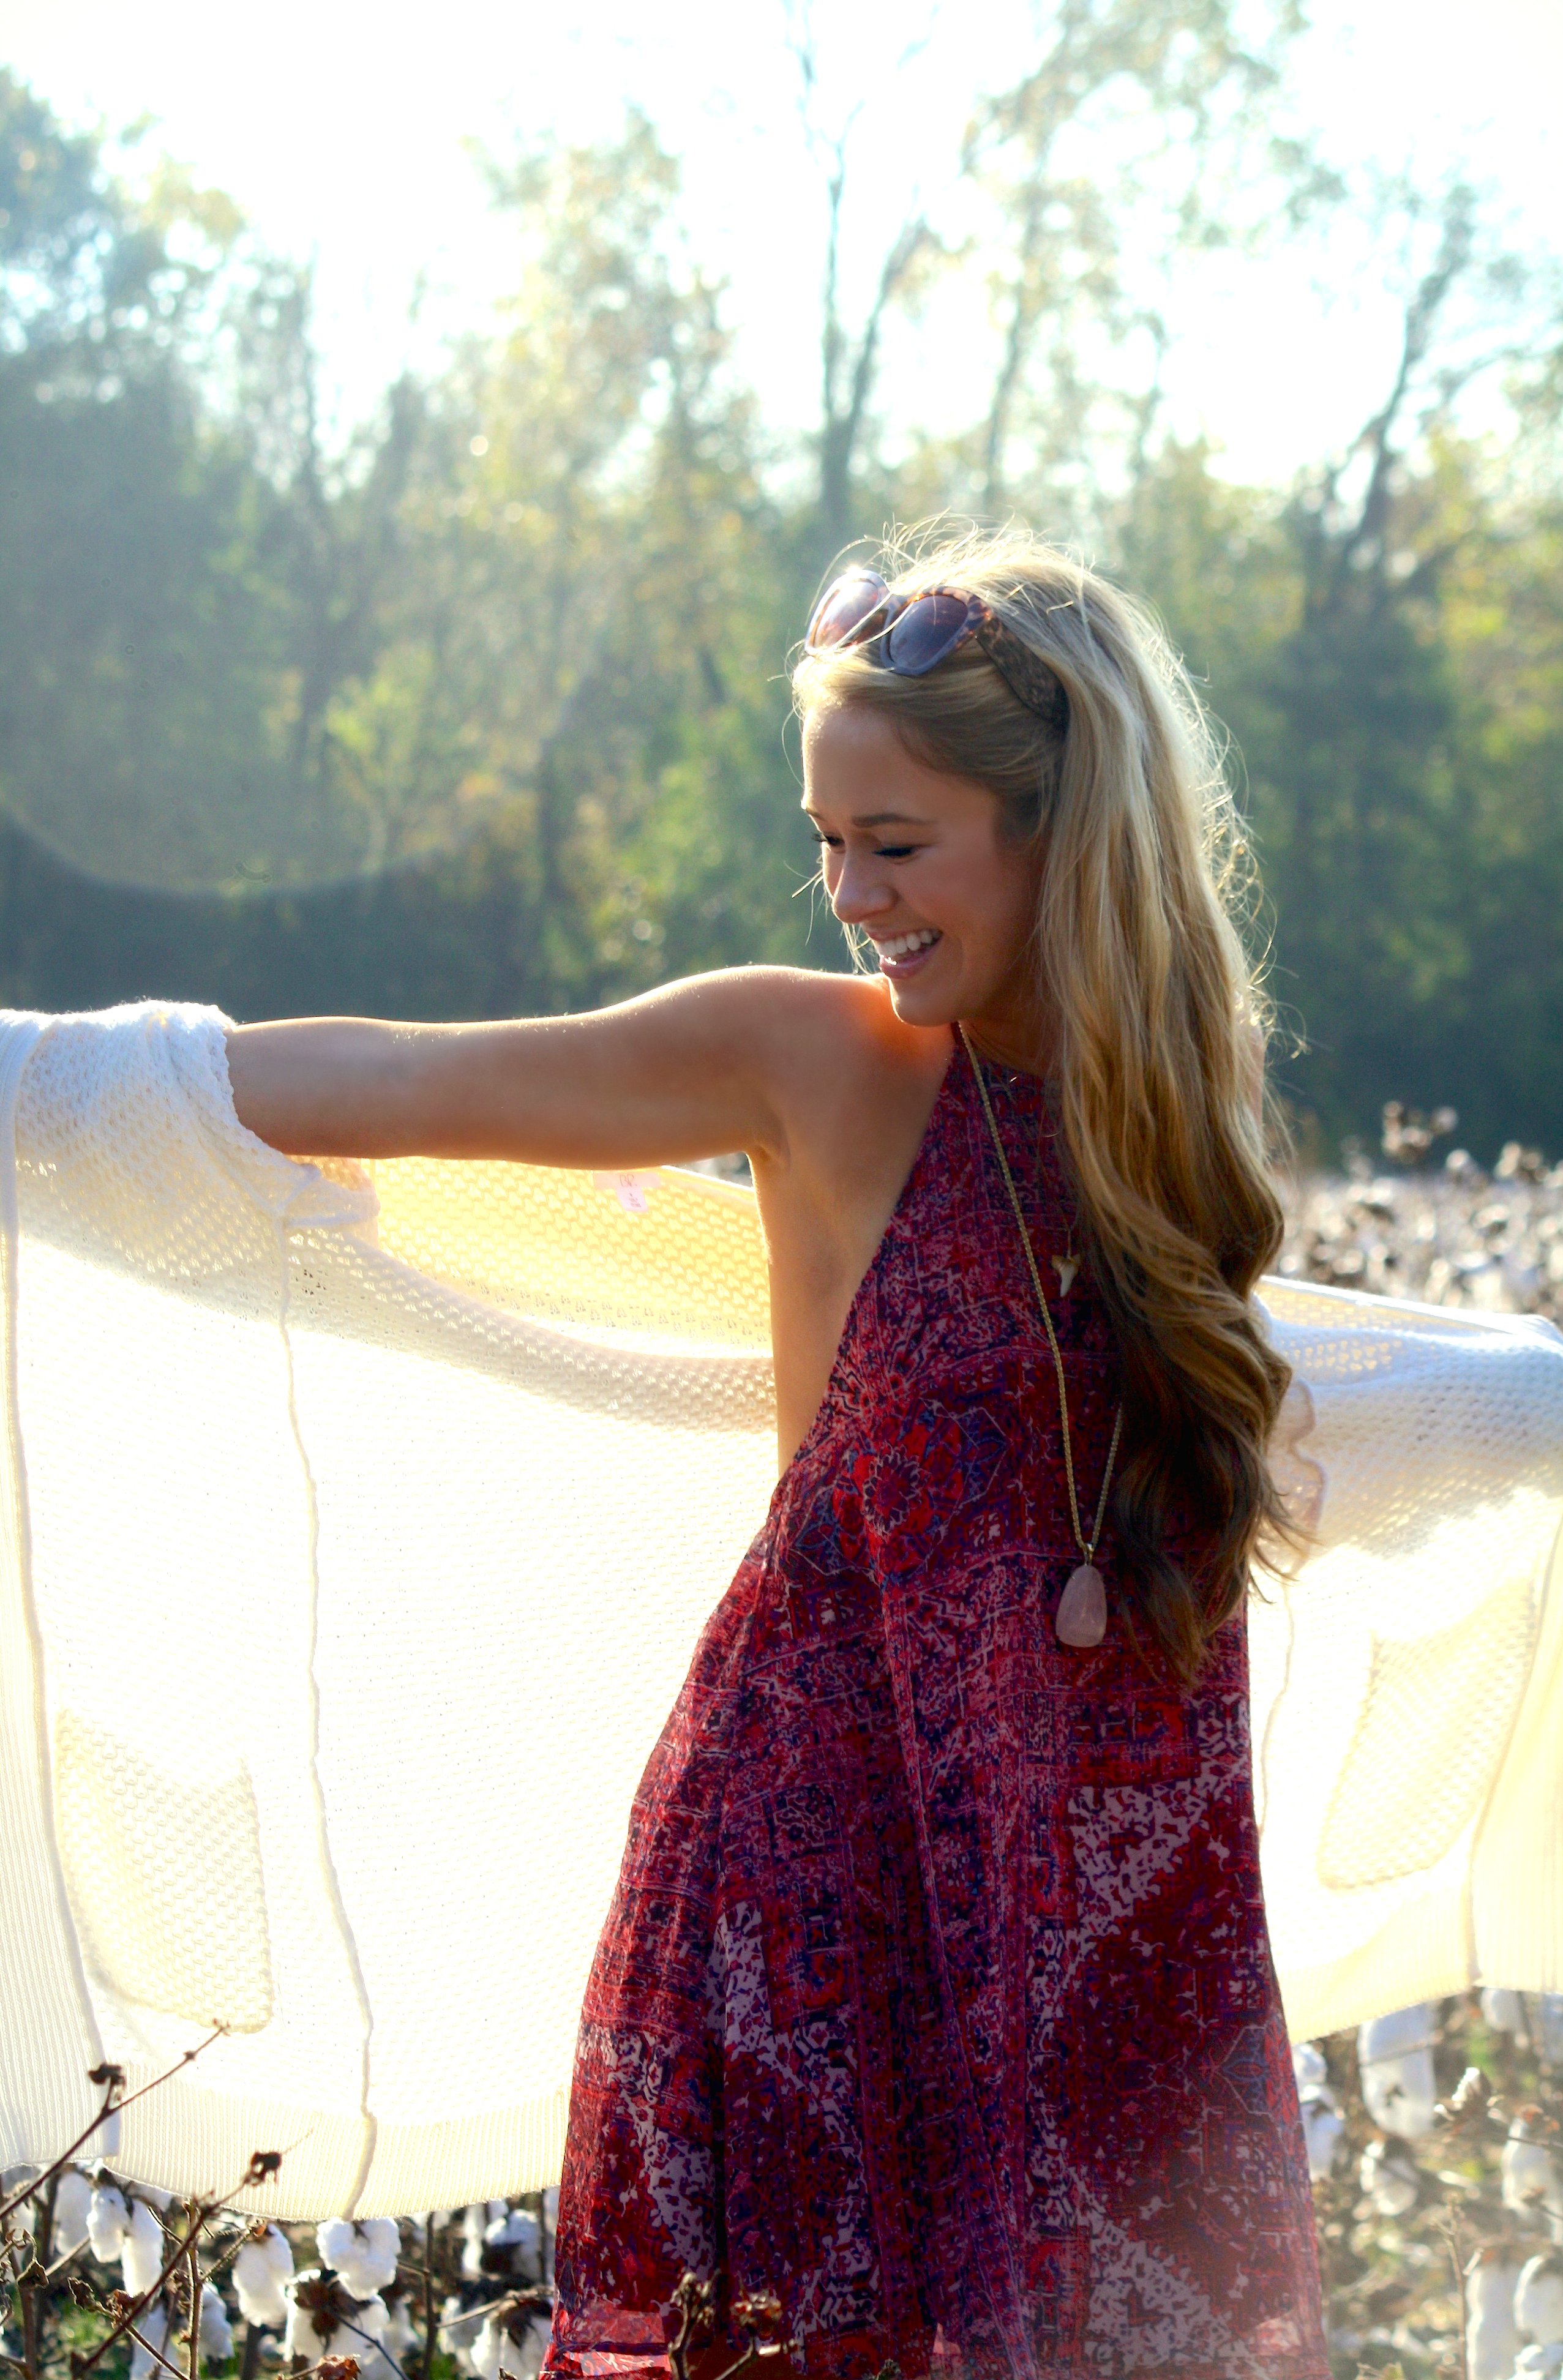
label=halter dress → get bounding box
[542,1042,1328,2380]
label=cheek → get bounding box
[948,849,1030,941]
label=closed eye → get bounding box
[809,829,923,859]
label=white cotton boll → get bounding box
[1469,2311,1520,2380]
[88,2184,131,2264]
[338,2294,393,2380]
[234,2228,293,2328]
[484,2207,541,2270]
[286,2281,387,2370]
[1467,2253,1523,2380]
[52,2170,93,2261]
[470,2316,508,2380]
[121,2201,165,2297]
[1536,1997,1563,2071]
[1514,2348,1563,2378]
[1357,2006,1437,2138]
[1299,2090,1344,2180]
[441,2296,480,2377]
[127,2305,173,2380]
[285,2271,334,2366]
[1359,2138,1419,2218]
[317,2217,400,2299]
[136,2184,173,2213]
[199,2288,234,2360]
[1291,2041,1328,2096]
[506,2313,548,2380]
[1485,1988,1528,2035]
[1504,2111,1562,2219]
[1517,2256,1563,2347]
[460,2206,488,2280]
[471,2311,545,2380]
[384,2296,417,2360]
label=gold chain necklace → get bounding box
[959,1023,1125,1648]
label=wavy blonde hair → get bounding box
[792,523,1293,1683]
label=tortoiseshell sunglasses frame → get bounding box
[804,568,1069,734]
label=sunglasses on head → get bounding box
[804,567,1069,733]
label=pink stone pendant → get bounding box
[1055,1562,1108,1647]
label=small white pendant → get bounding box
[1053,1252,1078,1297]
[1055,1562,1107,1647]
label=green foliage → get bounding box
[1,68,1562,1156]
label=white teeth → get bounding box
[877,929,939,960]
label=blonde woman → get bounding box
[230,530,1327,2379]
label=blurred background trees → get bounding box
[1,28,1560,1157]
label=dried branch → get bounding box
[0,2034,227,2230]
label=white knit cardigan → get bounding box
[1,1004,1560,2218]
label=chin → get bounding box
[885,978,964,1030]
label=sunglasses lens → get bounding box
[883,592,978,675]
[806,572,888,651]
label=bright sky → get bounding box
[1,0,1559,488]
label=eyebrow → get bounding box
[801,806,934,829]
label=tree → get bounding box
[0,75,424,894]
[965,0,1315,521]
[1239,179,1563,1144]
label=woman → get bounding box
[229,528,1327,2379]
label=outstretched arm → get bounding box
[227,968,809,1170]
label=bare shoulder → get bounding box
[721,965,948,1129]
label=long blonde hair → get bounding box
[792,523,1292,1683]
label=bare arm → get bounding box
[226,968,826,1169]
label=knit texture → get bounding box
[0,1003,1559,2220]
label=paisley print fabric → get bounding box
[542,1044,1328,2380]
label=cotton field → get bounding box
[1277,1107,1563,1326]
[6,1991,1563,2380]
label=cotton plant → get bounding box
[1485,1993,1563,2070]
[347,2305,399,2380]
[461,2201,510,2280]
[233,2224,294,2328]
[197,2283,233,2362]
[1467,2250,1524,2380]
[441,2294,483,2376]
[1516,2253,1563,2351]
[1357,2004,1437,2138]
[317,2215,401,2299]
[1278,1128,1563,1327]
[470,2300,549,2380]
[86,2179,130,2265]
[121,2199,165,2297]
[287,2267,392,2368]
[1291,2041,1344,2179]
[1537,1999,1563,2070]
[383,2290,418,2364]
[126,2302,174,2380]
[484,2205,541,2272]
[1502,2107,1563,2232]
[51,2168,93,2260]
[1359,2136,1420,2218]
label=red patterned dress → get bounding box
[542,1042,1328,2380]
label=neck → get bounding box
[959,995,1057,1080]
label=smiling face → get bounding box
[803,702,1049,1068]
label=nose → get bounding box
[828,847,896,927]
